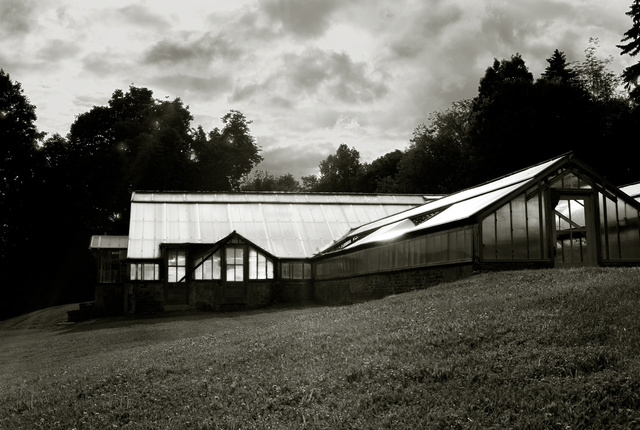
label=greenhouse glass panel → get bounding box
[448,230,460,261]
[541,194,548,257]
[618,200,640,259]
[606,197,621,259]
[511,195,528,259]
[526,195,541,259]
[409,236,427,266]
[249,249,257,279]
[599,193,607,259]
[429,232,447,263]
[258,253,269,279]
[495,204,512,259]
[395,241,409,268]
[267,260,274,279]
[379,245,393,271]
[281,262,290,279]
[482,213,497,260]
[292,261,303,279]
[366,248,379,272]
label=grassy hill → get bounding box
[1,267,639,429]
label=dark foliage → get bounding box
[0,81,261,320]
[618,0,640,101]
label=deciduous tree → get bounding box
[314,144,362,192]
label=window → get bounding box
[130,263,160,281]
[281,261,311,279]
[249,248,274,280]
[481,192,546,261]
[98,249,127,283]
[194,250,221,280]
[226,246,244,282]
[167,249,186,282]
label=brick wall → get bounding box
[313,264,474,305]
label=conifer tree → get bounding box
[618,0,640,101]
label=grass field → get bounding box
[1,267,640,429]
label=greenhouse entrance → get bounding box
[552,193,597,267]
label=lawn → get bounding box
[1,267,640,429]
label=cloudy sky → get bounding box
[0,0,634,179]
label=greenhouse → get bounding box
[90,153,640,314]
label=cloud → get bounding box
[73,94,111,110]
[261,0,342,37]
[0,0,35,38]
[37,39,81,63]
[151,73,232,100]
[82,52,132,78]
[282,48,389,103]
[255,140,335,178]
[389,3,464,59]
[144,32,242,65]
[110,4,170,29]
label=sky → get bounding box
[0,0,635,179]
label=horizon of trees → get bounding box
[245,38,640,194]
[2,5,640,319]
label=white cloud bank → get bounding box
[0,0,634,178]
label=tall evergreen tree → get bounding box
[540,49,578,85]
[618,0,640,101]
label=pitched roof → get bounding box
[127,192,431,259]
[621,182,640,202]
[89,235,129,249]
[322,154,569,253]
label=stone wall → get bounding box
[94,283,124,316]
[277,280,313,304]
[313,264,474,305]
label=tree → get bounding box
[0,70,64,318]
[0,69,45,260]
[0,70,45,255]
[475,53,534,104]
[241,171,300,191]
[192,110,263,191]
[65,86,197,234]
[618,0,640,101]
[357,150,404,193]
[575,38,621,102]
[540,49,579,85]
[468,54,538,181]
[300,174,320,192]
[396,100,473,193]
[314,144,363,192]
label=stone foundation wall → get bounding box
[94,283,124,316]
[314,264,474,305]
[277,280,313,303]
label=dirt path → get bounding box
[0,304,78,330]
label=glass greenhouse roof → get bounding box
[89,235,129,249]
[331,155,567,252]
[127,193,428,259]
[621,182,640,202]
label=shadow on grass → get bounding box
[58,301,329,335]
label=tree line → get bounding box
[0,82,264,319]
[1,1,639,319]
[245,38,640,195]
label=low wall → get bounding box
[94,283,125,316]
[314,263,474,305]
[276,280,313,304]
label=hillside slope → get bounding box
[1,267,640,429]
